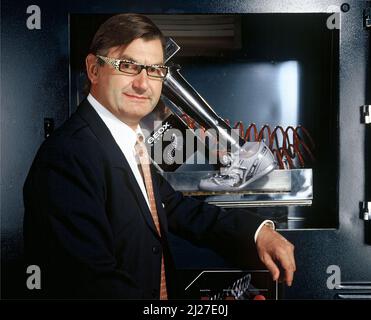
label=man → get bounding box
[23,13,295,299]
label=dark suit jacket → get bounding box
[23,99,265,299]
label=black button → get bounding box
[152,289,158,298]
[152,246,159,254]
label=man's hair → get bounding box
[84,13,166,92]
[89,13,166,56]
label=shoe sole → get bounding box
[199,162,276,192]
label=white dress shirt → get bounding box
[88,94,151,209]
[87,93,274,242]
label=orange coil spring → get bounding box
[181,114,316,169]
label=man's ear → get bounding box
[86,54,99,84]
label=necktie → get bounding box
[135,134,168,300]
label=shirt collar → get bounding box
[87,93,144,151]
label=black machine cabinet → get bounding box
[1,0,370,299]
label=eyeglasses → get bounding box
[96,55,168,79]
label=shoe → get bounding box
[199,141,276,191]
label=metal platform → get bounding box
[162,169,313,207]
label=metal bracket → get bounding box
[361,201,371,221]
[44,118,54,139]
[364,8,371,29]
[361,105,371,124]
[164,37,180,64]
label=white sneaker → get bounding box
[199,142,276,191]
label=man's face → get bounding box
[90,38,164,127]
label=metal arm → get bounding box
[162,64,246,154]
[161,38,276,190]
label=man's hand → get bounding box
[255,225,296,286]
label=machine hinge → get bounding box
[361,105,371,124]
[361,201,371,221]
[364,7,371,29]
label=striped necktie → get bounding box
[135,133,168,300]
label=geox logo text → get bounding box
[147,122,171,144]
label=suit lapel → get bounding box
[76,99,161,238]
